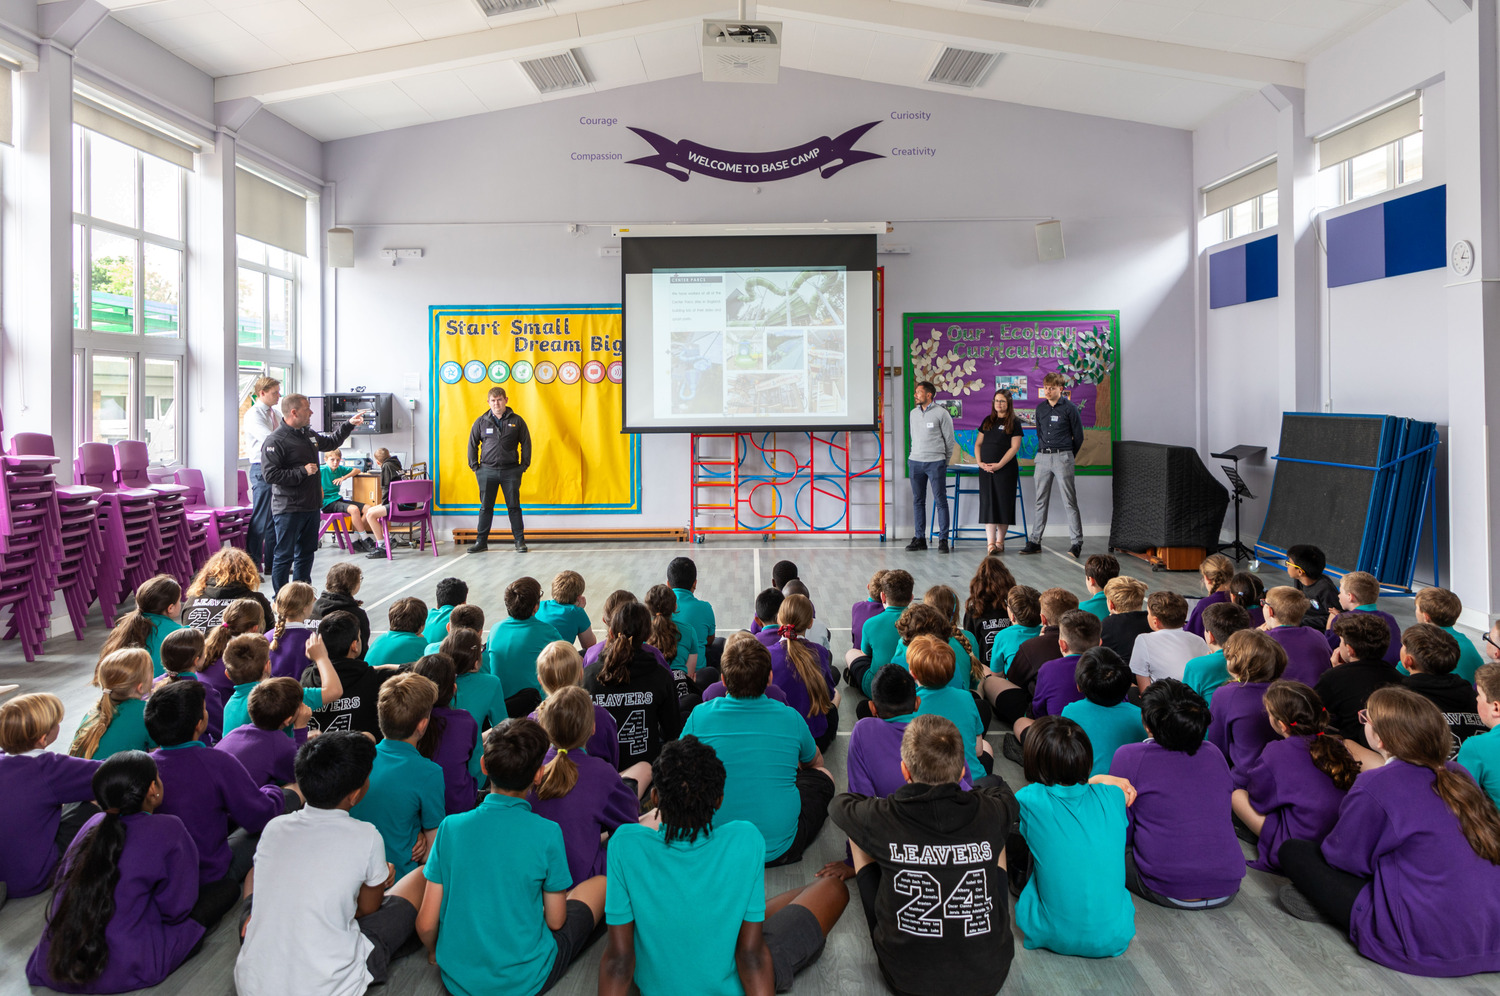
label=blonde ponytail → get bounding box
[70,649,152,759]
[777,596,831,717]
[535,687,592,800]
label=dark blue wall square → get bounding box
[1245,234,1278,302]
[1383,184,1446,278]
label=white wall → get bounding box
[324,68,1196,535]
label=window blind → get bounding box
[235,166,308,258]
[1317,94,1421,170]
[1203,160,1277,218]
[0,68,12,147]
[72,96,198,170]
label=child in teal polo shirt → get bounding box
[366,597,431,668]
[989,585,1043,676]
[350,673,446,878]
[98,575,184,677]
[599,735,845,996]
[220,633,340,737]
[909,635,992,780]
[417,717,605,996]
[1060,648,1143,777]
[423,577,468,645]
[849,569,913,697]
[668,556,720,670]
[1457,664,1500,809]
[486,577,564,717]
[1414,587,1487,683]
[1181,602,1251,701]
[536,570,596,651]
[1080,555,1119,621]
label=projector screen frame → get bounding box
[620,232,880,434]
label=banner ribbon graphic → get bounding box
[626,121,884,183]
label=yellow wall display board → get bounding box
[429,305,640,514]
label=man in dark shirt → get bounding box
[1316,612,1401,748]
[261,393,361,592]
[1019,372,1085,559]
[827,714,1018,996]
[467,387,532,554]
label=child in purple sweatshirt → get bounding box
[1279,686,1500,977]
[1231,680,1357,872]
[158,628,223,744]
[0,693,101,899]
[526,687,641,886]
[413,653,482,815]
[1207,630,1286,784]
[1262,587,1334,686]
[267,582,318,679]
[144,679,293,929]
[215,677,311,787]
[26,751,204,994]
[1109,679,1245,910]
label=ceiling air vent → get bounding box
[474,0,547,14]
[974,0,1040,8]
[520,51,590,94]
[927,48,999,89]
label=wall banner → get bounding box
[429,305,640,514]
[626,121,884,183]
[901,311,1121,476]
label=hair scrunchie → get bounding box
[777,624,798,639]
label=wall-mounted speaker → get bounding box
[1035,220,1065,262]
[328,227,354,268]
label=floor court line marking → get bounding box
[364,558,470,611]
[754,548,762,593]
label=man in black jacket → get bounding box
[467,386,532,554]
[261,394,362,592]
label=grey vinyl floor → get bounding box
[1,534,1491,996]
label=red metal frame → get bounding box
[689,269,887,541]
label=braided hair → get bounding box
[269,582,316,651]
[1263,680,1359,791]
[203,599,266,666]
[44,751,158,985]
[652,735,725,844]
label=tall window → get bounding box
[72,126,185,464]
[1317,132,1423,209]
[236,234,298,459]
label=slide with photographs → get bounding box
[656,268,849,422]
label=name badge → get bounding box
[485,427,494,435]
[926,421,935,429]
[1050,415,1059,422]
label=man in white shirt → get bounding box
[1130,590,1209,693]
[243,376,282,571]
[236,731,425,996]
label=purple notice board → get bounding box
[901,311,1122,476]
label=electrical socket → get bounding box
[599,247,621,257]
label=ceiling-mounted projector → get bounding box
[701,20,782,83]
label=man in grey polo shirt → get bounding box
[906,380,955,554]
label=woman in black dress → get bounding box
[977,388,1024,553]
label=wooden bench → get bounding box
[449,528,689,544]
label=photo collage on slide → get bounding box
[666,269,848,419]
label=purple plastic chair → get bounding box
[380,478,437,559]
[74,442,118,492]
[319,511,352,552]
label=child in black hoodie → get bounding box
[311,563,370,659]
[300,610,394,737]
[826,714,1018,996]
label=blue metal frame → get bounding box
[927,466,1028,545]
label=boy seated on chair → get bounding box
[319,448,381,554]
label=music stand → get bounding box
[1211,445,1264,563]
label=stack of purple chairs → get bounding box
[8,432,102,643]
[76,442,160,628]
[115,441,198,584]
[0,426,64,660]
[174,467,251,552]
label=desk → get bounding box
[349,473,380,506]
[926,465,1028,546]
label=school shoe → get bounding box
[366,546,388,559]
[1000,732,1024,764]
[352,537,375,553]
[1069,544,1082,559]
[904,537,927,552]
[1277,885,1328,923]
[468,541,488,553]
[1018,543,1042,555]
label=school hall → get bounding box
[4,1,1500,995]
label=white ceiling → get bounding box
[88,0,1408,141]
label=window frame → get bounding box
[71,125,187,465]
[236,233,300,407]
[1318,132,1424,210]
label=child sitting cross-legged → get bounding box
[827,714,1019,996]
[1099,576,1151,665]
[1130,591,1208,693]
[1180,602,1251,701]
[235,731,427,996]
[70,650,156,760]
[1007,715,1135,958]
[1278,687,1500,977]
[848,665,971,798]
[848,570,914,697]
[0,693,100,901]
[851,569,888,649]
[1324,570,1402,666]
[487,577,564,719]
[537,570,597,652]
[1261,587,1334,686]
[223,632,341,737]
[145,678,294,929]
[1231,680,1358,873]
[99,574,184,678]
[200,598,268,702]
[1283,544,1339,630]
[1000,609,1102,764]
[1059,647,1142,776]
[442,612,505,733]
[528,686,643,886]
[411,653,482,816]
[1206,629,1287,782]
[26,751,204,994]
[1110,679,1245,910]
[267,582,318,680]
[909,634,993,780]
[1412,587,1487,682]
[599,735,846,996]
[1399,623,1487,748]
[531,640,621,772]
[583,601,682,770]
[158,628,223,743]
[1185,554,1235,638]
[1457,663,1500,809]
[215,677,313,788]
[349,673,446,879]
[365,598,430,668]
[423,577,467,646]
[305,611,398,739]
[417,717,607,996]
[769,593,840,752]
[1316,612,1402,750]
